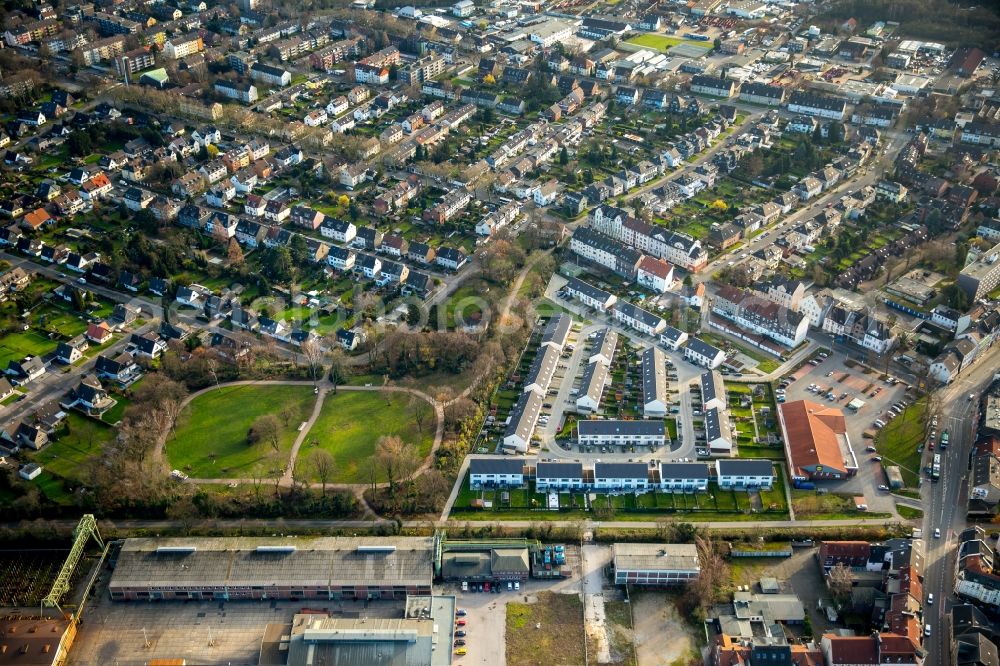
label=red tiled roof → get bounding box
[824,635,878,664]
[637,255,673,280]
[878,632,919,657]
[780,400,849,477]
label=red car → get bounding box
[456,619,467,626]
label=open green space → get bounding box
[31,413,116,486]
[625,33,712,52]
[875,398,926,487]
[791,490,892,520]
[897,505,923,520]
[507,592,586,666]
[166,384,317,478]
[295,390,435,483]
[0,329,57,368]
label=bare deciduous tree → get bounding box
[686,536,730,615]
[828,562,854,607]
[411,396,432,434]
[301,337,324,382]
[248,414,281,452]
[310,449,336,496]
[375,435,419,497]
[415,469,450,512]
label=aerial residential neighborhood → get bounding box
[0,0,997,663]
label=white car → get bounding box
[934,528,941,538]
[927,593,934,605]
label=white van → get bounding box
[461,581,468,592]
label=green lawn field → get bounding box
[32,413,116,485]
[0,330,57,368]
[625,33,712,52]
[875,398,926,487]
[166,384,317,478]
[295,390,435,483]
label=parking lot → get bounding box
[445,545,583,666]
[533,296,704,465]
[780,347,910,510]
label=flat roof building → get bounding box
[260,596,455,666]
[958,240,1000,302]
[612,543,700,586]
[440,547,530,582]
[109,537,434,601]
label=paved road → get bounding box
[695,130,911,283]
[921,346,1000,664]
[622,110,761,204]
[0,320,157,431]
[9,514,907,533]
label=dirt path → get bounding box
[158,379,444,492]
[632,594,697,666]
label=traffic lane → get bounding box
[919,351,1000,665]
[539,325,592,447]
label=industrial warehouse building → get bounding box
[259,596,456,666]
[108,537,434,601]
[438,540,531,583]
[612,543,701,586]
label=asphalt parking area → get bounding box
[780,350,910,507]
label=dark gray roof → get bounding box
[615,301,663,328]
[572,227,642,266]
[470,458,527,476]
[577,419,664,437]
[524,345,560,393]
[504,391,543,443]
[565,276,613,304]
[717,459,773,477]
[704,406,727,443]
[594,462,649,480]
[700,371,723,406]
[579,361,608,404]
[641,347,666,405]
[661,325,685,344]
[661,462,710,479]
[590,327,618,361]
[686,336,722,359]
[540,313,572,349]
[536,462,584,479]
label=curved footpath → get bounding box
[157,379,444,508]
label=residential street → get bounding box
[920,345,1000,665]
